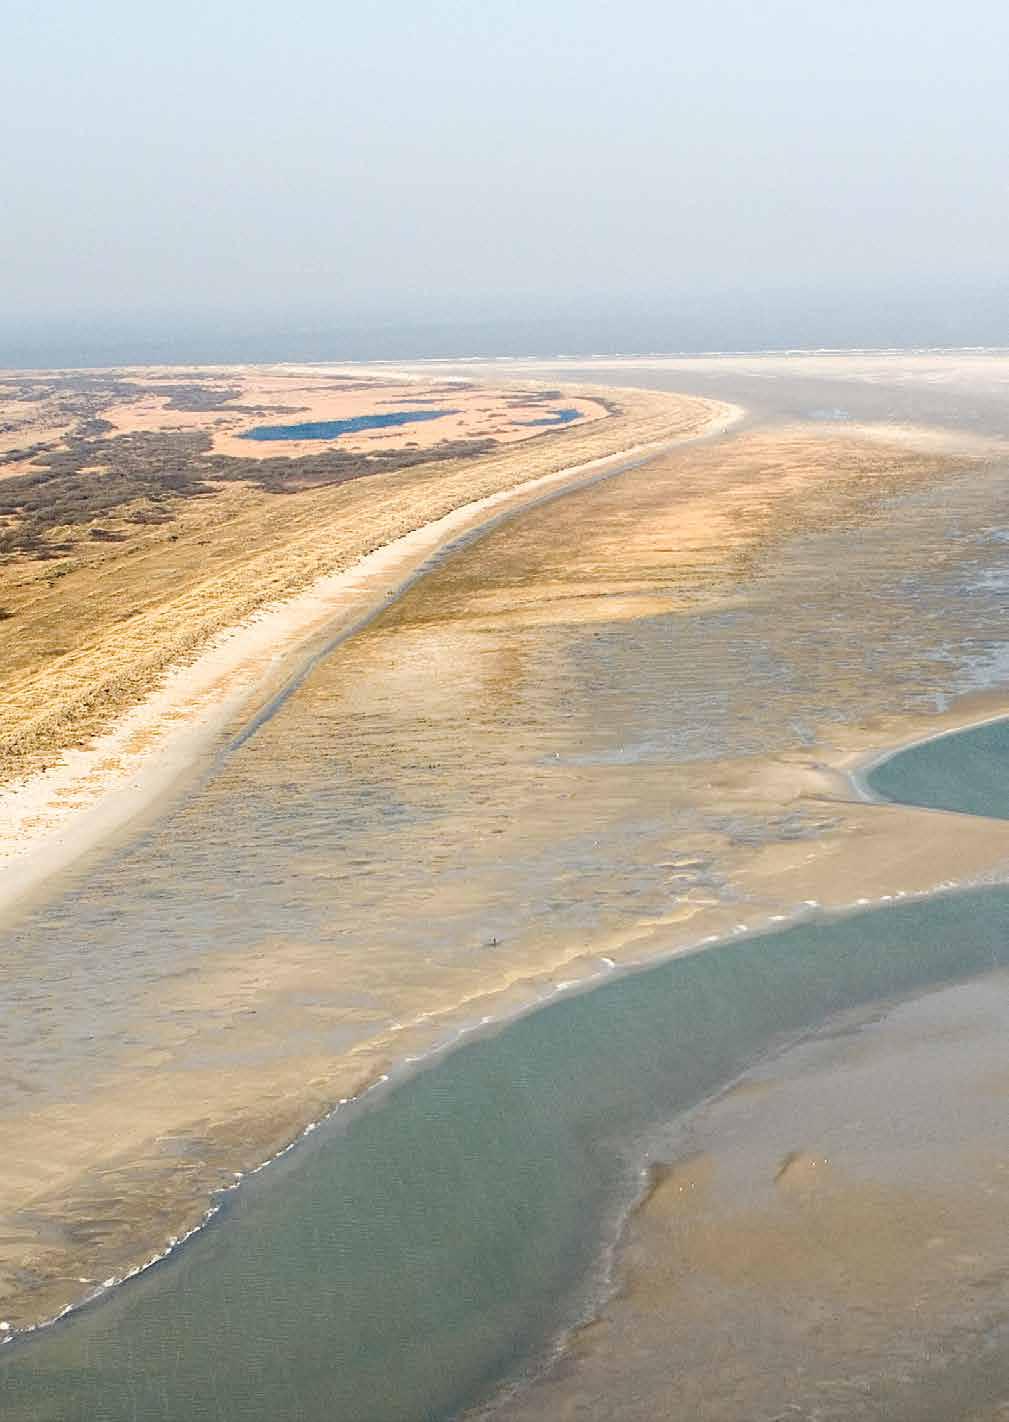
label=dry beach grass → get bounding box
[0,371,690,787]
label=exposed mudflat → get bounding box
[5,353,1009,1369]
[0,367,657,785]
[496,970,1009,1422]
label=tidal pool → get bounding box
[518,407,582,427]
[240,409,458,440]
[868,715,1009,818]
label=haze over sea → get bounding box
[4,288,1009,370]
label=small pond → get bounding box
[240,409,459,441]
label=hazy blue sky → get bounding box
[3,0,1008,338]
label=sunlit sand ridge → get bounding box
[0,373,729,915]
[0,371,731,1332]
[0,367,713,791]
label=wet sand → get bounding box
[5,354,1009,1352]
[8,860,1009,1419]
[0,370,704,787]
[1,392,731,920]
[496,970,1009,1422]
[446,349,1009,442]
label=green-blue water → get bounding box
[240,409,457,441]
[868,717,1009,818]
[4,874,1009,1420]
[518,407,582,427]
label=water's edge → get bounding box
[0,397,742,935]
[3,715,1009,1420]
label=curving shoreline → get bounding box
[7,718,1009,1419]
[486,713,1009,1422]
[5,703,1009,1363]
[7,358,1009,1382]
[4,380,1009,1345]
[0,389,739,927]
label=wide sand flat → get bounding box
[0,373,735,1330]
[5,356,1009,1343]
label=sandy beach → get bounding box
[0,369,716,789]
[0,385,734,921]
[0,370,737,1332]
[6,353,1009,1355]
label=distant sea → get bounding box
[3,286,1008,367]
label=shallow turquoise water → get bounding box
[868,717,1009,818]
[240,409,457,441]
[518,407,581,427]
[4,879,1009,1421]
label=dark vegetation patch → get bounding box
[125,507,174,525]
[0,430,217,557]
[0,426,497,558]
[505,390,620,417]
[0,374,606,562]
[141,383,243,412]
[0,441,61,467]
[0,371,254,440]
[376,390,471,405]
[378,396,444,405]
